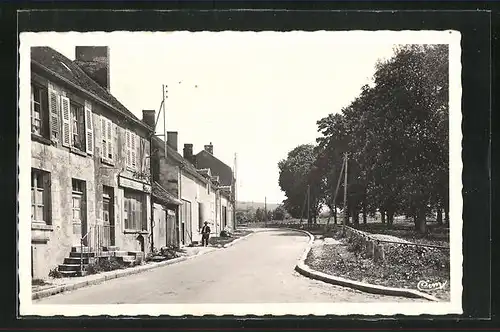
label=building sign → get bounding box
[119,175,151,193]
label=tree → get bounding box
[273,205,287,221]
[314,44,449,234]
[254,208,264,222]
[278,144,322,223]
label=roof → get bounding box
[195,150,234,187]
[152,182,183,206]
[30,47,150,131]
[152,136,208,184]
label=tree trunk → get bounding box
[362,202,367,224]
[387,210,394,226]
[333,203,337,225]
[416,209,427,234]
[444,204,449,226]
[437,207,443,224]
[353,208,359,226]
[381,210,386,224]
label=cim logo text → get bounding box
[417,280,447,291]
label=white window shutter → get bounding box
[60,96,71,147]
[126,130,131,167]
[136,135,141,171]
[48,84,59,140]
[131,133,137,169]
[84,100,94,155]
[144,150,150,176]
[107,119,113,160]
[100,117,107,159]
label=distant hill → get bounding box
[236,201,280,212]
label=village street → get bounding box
[35,229,416,304]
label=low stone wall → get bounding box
[343,225,386,262]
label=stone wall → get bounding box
[343,225,386,262]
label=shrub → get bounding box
[48,268,63,279]
[220,230,231,238]
[32,278,48,286]
[85,257,125,275]
[160,246,180,260]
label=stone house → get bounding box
[30,46,153,279]
[194,143,236,231]
[146,128,221,248]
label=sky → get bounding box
[28,31,398,204]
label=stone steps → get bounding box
[58,246,145,277]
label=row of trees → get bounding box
[236,205,289,223]
[278,44,449,234]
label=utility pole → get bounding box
[163,84,167,160]
[332,158,346,225]
[342,153,348,236]
[264,196,267,226]
[233,152,237,230]
[149,84,169,253]
[307,184,310,226]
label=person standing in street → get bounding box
[201,221,211,247]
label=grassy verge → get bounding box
[209,229,253,247]
[304,226,450,301]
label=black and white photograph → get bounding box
[19,30,462,316]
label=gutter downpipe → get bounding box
[149,131,155,254]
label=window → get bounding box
[31,169,50,224]
[126,130,141,170]
[124,190,146,231]
[101,116,114,162]
[31,84,48,137]
[61,97,94,155]
[70,102,86,151]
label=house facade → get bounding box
[30,45,237,279]
[149,131,221,247]
[194,143,236,231]
[30,46,153,279]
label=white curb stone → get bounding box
[285,227,440,302]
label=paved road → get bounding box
[35,229,418,304]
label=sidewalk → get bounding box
[32,246,217,300]
[32,230,257,300]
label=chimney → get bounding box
[167,132,178,152]
[183,143,194,164]
[204,142,213,155]
[75,46,110,91]
[142,110,155,129]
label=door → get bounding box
[72,193,85,245]
[222,206,227,229]
[103,186,115,246]
[72,179,86,246]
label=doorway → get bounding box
[103,186,115,246]
[72,179,86,245]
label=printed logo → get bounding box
[417,280,447,291]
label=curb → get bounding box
[32,247,218,301]
[222,231,257,248]
[288,228,441,302]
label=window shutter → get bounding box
[126,130,131,167]
[144,151,150,176]
[43,174,52,225]
[84,100,94,155]
[48,85,59,140]
[107,119,113,160]
[131,133,137,169]
[100,117,107,159]
[60,96,71,147]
